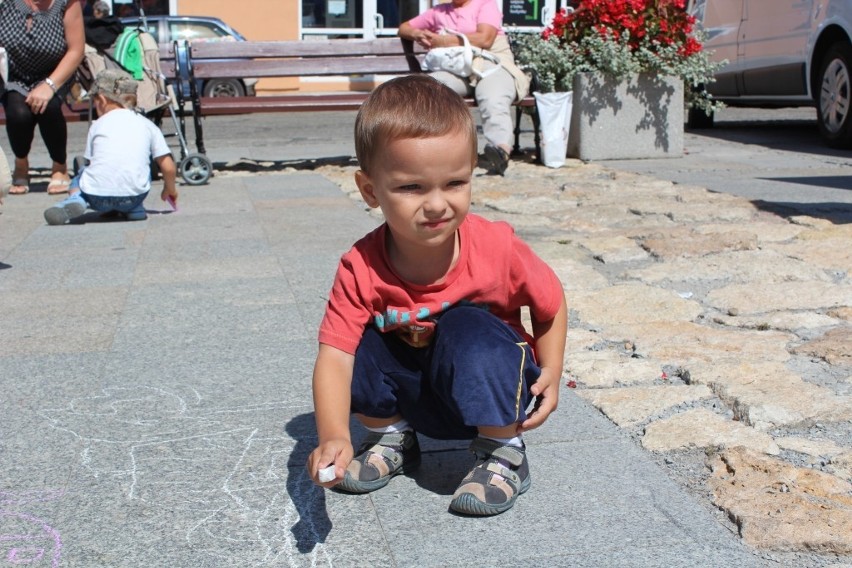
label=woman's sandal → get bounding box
[47,177,71,195]
[9,177,30,195]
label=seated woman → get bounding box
[398,0,529,175]
[0,0,85,195]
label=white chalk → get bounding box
[318,465,336,483]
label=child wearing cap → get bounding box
[43,69,177,225]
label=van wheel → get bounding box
[817,42,852,148]
[202,79,245,98]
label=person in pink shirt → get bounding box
[306,75,567,516]
[398,0,529,176]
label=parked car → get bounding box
[120,15,257,97]
[688,0,852,148]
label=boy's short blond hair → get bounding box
[355,75,477,174]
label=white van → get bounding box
[689,0,852,147]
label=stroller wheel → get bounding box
[179,153,212,185]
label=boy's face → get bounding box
[356,129,473,256]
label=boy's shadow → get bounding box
[285,412,474,543]
[284,413,333,554]
[410,439,471,496]
[67,209,173,224]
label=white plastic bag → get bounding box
[533,91,573,168]
[422,29,501,80]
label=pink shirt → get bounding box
[407,0,505,36]
[318,214,564,354]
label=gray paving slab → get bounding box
[0,166,772,566]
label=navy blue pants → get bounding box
[351,306,541,440]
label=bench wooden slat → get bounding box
[194,94,369,114]
[192,56,420,79]
[173,37,425,60]
[193,93,535,114]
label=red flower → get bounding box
[543,0,702,57]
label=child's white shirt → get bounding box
[80,108,171,197]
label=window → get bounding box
[301,0,421,32]
[168,22,230,44]
[112,0,169,17]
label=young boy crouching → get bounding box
[44,69,177,225]
[307,75,567,516]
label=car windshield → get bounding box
[169,22,232,43]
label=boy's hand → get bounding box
[155,154,178,208]
[518,366,561,433]
[307,438,353,488]
[161,186,178,204]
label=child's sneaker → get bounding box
[449,437,531,516]
[124,202,148,221]
[336,430,420,494]
[44,195,87,225]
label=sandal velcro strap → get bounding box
[369,444,403,467]
[365,431,409,448]
[469,437,524,467]
[485,461,521,488]
[488,445,524,467]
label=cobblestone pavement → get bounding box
[311,153,852,565]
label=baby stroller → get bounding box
[75,23,212,185]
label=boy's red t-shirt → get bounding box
[318,213,564,355]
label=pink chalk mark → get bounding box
[8,545,45,563]
[166,194,178,212]
[0,511,62,567]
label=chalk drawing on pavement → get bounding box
[38,385,333,566]
[0,490,63,568]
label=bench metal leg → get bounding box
[175,40,207,157]
[512,105,542,164]
[513,105,523,156]
[531,105,541,165]
[186,69,206,156]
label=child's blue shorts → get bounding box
[350,305,541,440]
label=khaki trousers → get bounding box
[431,66,516,150]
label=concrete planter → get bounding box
[568,72,684,160]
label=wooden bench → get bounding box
[159,37,540,158]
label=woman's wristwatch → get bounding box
[44,77,59,95]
